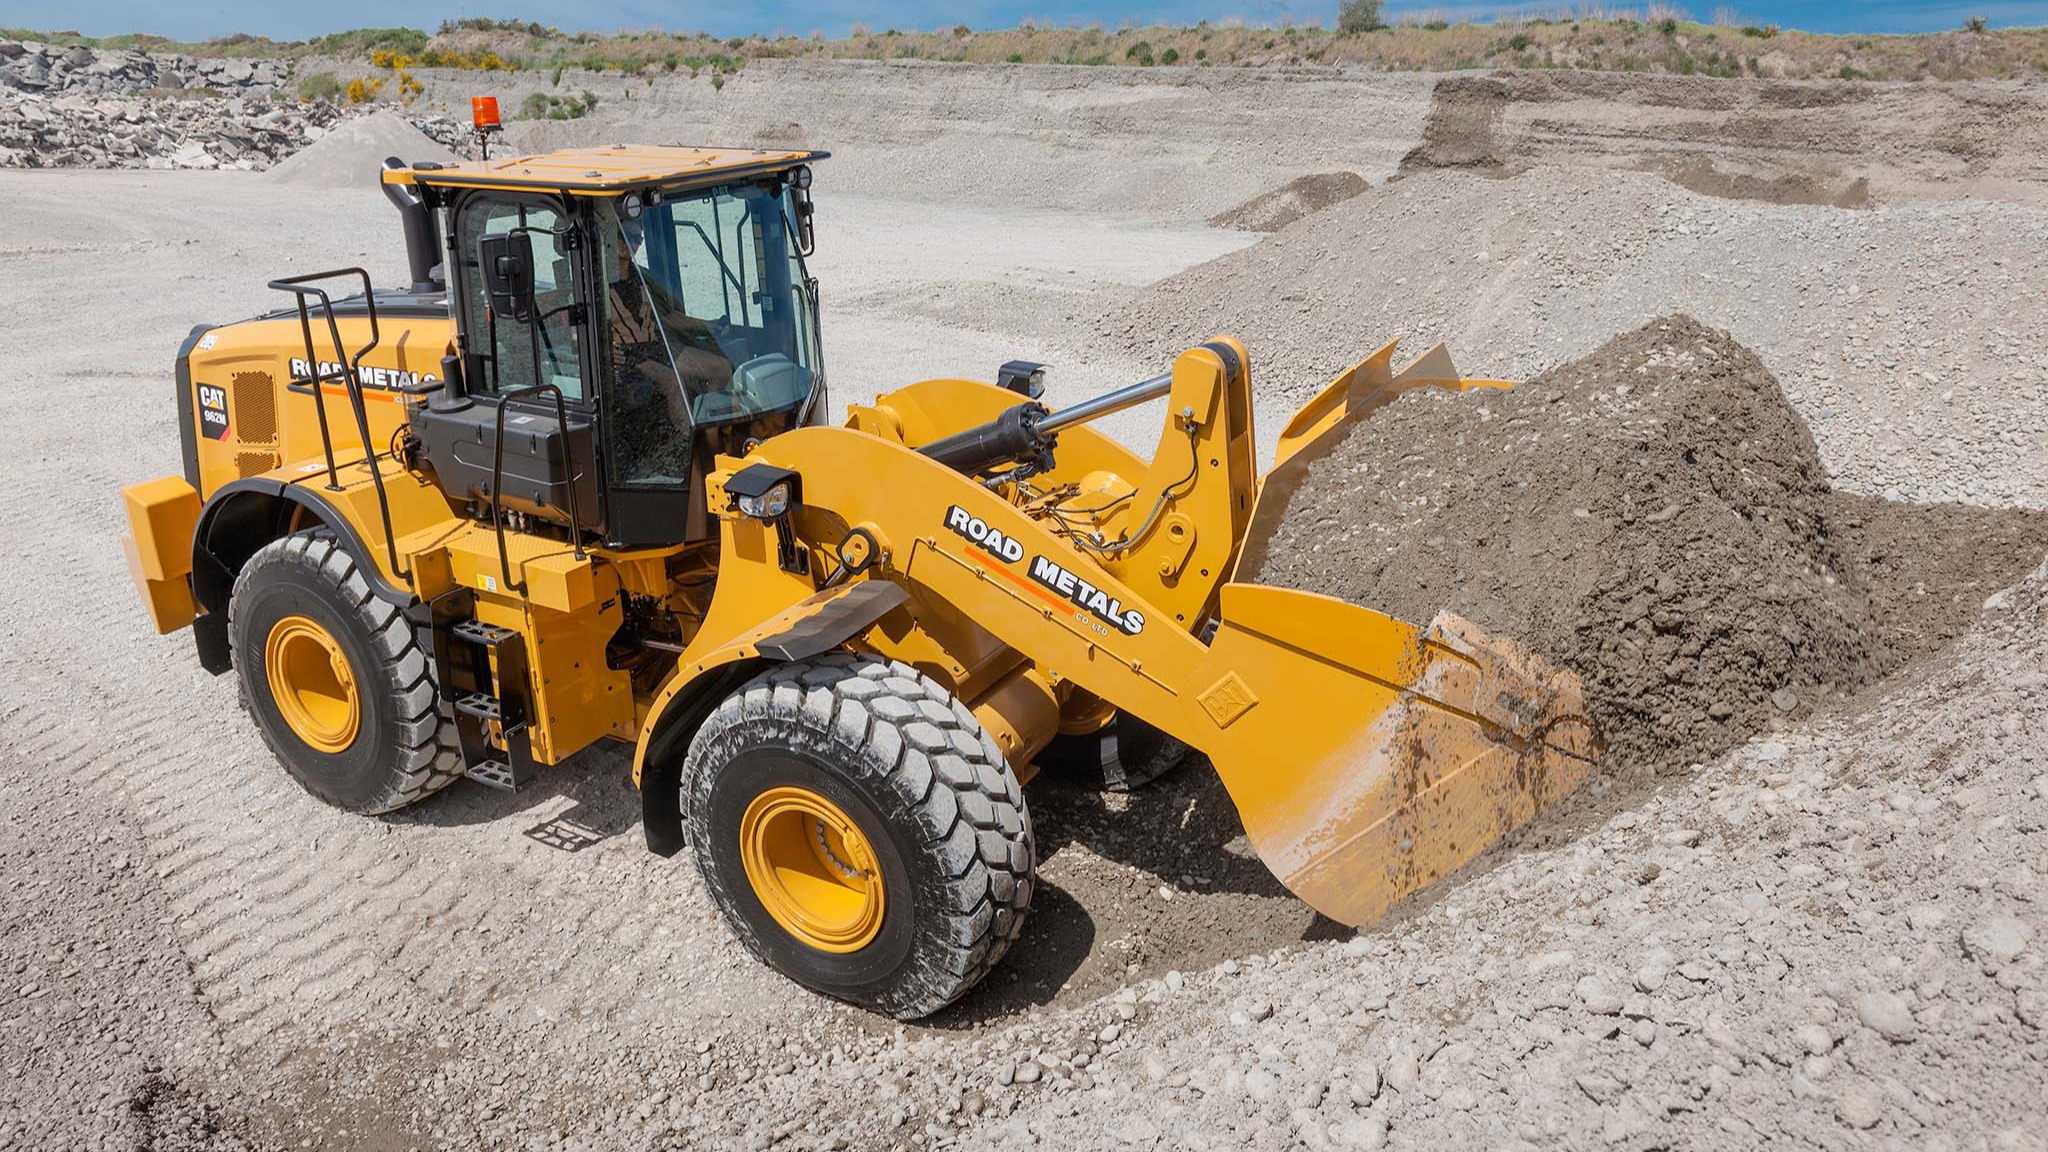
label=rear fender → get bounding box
[188,480,415,673]
[632,579,911,856]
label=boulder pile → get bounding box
[0,38,290,97]
[0,89,473,172]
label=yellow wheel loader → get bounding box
[119,141,1598,1018]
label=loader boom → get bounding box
[679,340,1599,927]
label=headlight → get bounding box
[727,463,801,520]
[735,480,792,520]
[621,191,644,219]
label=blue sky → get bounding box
[5,0,2044,41]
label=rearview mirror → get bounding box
[479,234,535,323]
[793,188,816,257]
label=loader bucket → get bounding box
[1181,334,1589,925]
[1198,583,1599,927]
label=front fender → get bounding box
[632,578,910,856]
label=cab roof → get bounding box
[382,144,828,196]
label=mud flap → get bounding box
[1196,583,1599,927]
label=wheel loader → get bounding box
[119,137,1597,1018]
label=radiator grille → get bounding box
[235,450,282,478]
[230,370,277,445]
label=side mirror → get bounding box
[478,234,535,323]
[794,189,816,257]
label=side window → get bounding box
[669,195,748,326]
[457,197,584,400]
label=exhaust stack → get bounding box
[381,157,442,294]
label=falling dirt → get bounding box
[1206,172,1372,232]
[1250,316,2048,776]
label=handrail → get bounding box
[488,382,588,595]
[268,268,409,586]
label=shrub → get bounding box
[581,89,599,110]
[1964,15,1988,32]
[1509,33,1532,50]
[478,52,508,71]
[1161,46,1179,63]
[1337,0,1385,33]
[521,92,549,118]
[551,65,563,86]
[1659,18,1679,34]
[295,71,343,101]
[1005,52,1024,63]
[1126,40,1151,59]
[1195,47,1207,59]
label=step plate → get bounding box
[465,759,519,792]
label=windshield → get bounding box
[602,181,819,486]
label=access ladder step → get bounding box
[464,759,522,792]
[452,620,519,647]
[454,692,504,722]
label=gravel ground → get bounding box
[2,62,2045,1152]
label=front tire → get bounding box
[683,654,1034,1018]
[228,529,461,814]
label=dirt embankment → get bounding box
[1252,316,2048,775]
[1207,172,1371,232]
[1401,70,2048,206]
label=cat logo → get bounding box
[197,383,230,440]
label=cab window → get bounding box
[456,196,584,400]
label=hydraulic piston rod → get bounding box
[920,370,1173,476]
[1034,371,1173,435]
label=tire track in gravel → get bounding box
[4,636,789,1063]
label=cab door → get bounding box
[418,191,603,533]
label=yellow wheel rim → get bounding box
[738,786,886,953]
[263,614,360,754]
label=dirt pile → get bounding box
[262,110,454,188]
[1207,172,1370,232]
[1251,316,2048,773]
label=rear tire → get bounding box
[228,529,461,814]
[683,654,1034,1019]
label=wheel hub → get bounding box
[264,614,360,754]
[738,786,886,953]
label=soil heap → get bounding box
[262,110,454,189]
[1249,316,2048,773]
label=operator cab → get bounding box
[388,144,829,549]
